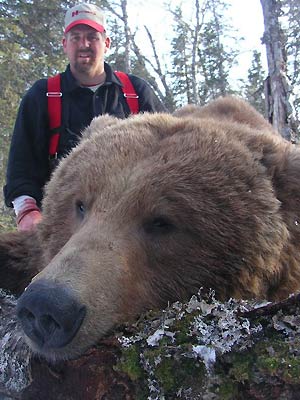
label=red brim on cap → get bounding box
[65,19,105,33]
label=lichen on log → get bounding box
[0,290,31,398]
[1,289,300,399]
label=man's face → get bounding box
[63,25,110,76]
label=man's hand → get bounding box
[17,210,42,231]
[16,198,42,231]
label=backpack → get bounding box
[47,71,139,161]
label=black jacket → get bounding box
[4,63,166,207]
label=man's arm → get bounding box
[4,80,50,211]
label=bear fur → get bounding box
[1,96,300,361]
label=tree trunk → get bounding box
[191,0,200,105]
[142,26,176,110]
[120,0,130,73]
[260,0,294,140]
[1,289,300,399]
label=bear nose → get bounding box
[16,280,86,350]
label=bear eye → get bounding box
[143,216,175,235]
[76,200,86,220]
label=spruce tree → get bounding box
[169,0,241,106]
[0,0,68,82]
[170,6,193,107]
[244,50,266,115]
[0,0,68,201]
[197,0,239,103]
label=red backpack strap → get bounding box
[47,74,62,158]
[114,71,139,114]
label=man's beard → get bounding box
[74,51,95,74]
[74,62,93,74]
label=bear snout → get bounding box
[16,280,86,351]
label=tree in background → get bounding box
[243,50,266,116]
[260,0,294,140]
[0,40,26,203]
[0,0,68,132]
[0,0,68,81]
[281,0,300,135]
[0,0,68,185]
[100,0,174,109]
[169,6,194,107]
[169,0,241,108]
[0,0,69,227]
[197,0,239,103]
[104,18,128,71]
[100,0,131,72]
[131,25,176,111]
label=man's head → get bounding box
[63,3,110,81]
[64,3,106,34]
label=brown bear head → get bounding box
[15,97,300,361]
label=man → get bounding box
[4,3,166,231]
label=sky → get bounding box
[225,0,267,73]
[126,0,267,88]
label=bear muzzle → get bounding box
[16,280,86,350]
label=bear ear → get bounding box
[174,96,277,133]
[82,115,120,139]
[199,96,276,132]
[173,104,200,119]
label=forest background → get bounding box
[0,0,299,229]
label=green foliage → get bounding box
[105,19,153,81]
[0,0,69,225]
[105,18,128,71]
[197,0,239,102]
[0,1,68,80]
[170,7,194,106]
[118,346,144,381]
[243,50,266,115]
[0,210,15,232]
[0,0,69,140]
[0,0,70,130]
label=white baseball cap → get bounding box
[64,3,106,34]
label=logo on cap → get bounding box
[71,10,97,18]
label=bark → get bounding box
[1,289,300,400]
[191,0,201,104]
[260,0,294,140]
[120,0,130,73]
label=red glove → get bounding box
[16,199,42,231]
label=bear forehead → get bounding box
[59,113,250,173]
[44,112,264,219]
[49,114,253,196]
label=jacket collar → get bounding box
[63,62,122,92]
